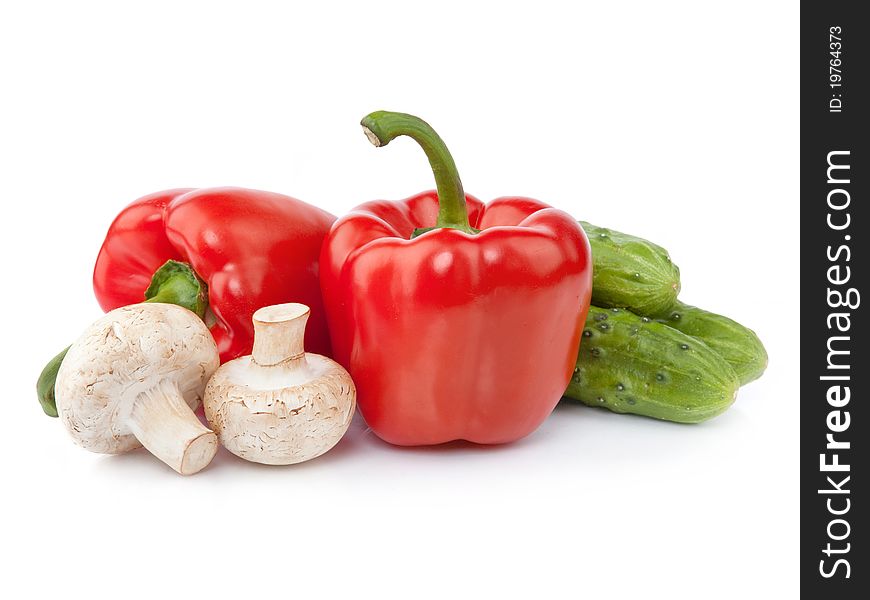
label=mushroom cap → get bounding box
[203,354,355,465]
[55,303,219,454]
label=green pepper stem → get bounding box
[36,260,208,417]
[361,111,479,237]
[143,260,209,319]
[36,347,68,417]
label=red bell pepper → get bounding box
[320,112,592,446]
[93,187,336,361]
[37,187,335,417]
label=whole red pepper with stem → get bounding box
[37,187,335,416]
[320,111,592,446]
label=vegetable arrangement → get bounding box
[36,110,766,474]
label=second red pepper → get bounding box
[94,187,336,361]
[320,112,592,446]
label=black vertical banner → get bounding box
[802,2,867,596]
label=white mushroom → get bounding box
[203,303,355,465]
[55,303,220,475]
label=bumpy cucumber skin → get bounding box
[656,302,768,386]
[565,306,740,423]
[580,221,681,316]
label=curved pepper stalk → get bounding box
[361,111,480,238]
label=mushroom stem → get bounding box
[127,379,217,475]
[251,303,310,366]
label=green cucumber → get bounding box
[655,302,767,386]
[581,221,681,316]
[564,306,739,423]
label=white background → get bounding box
[0,2,799,598]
